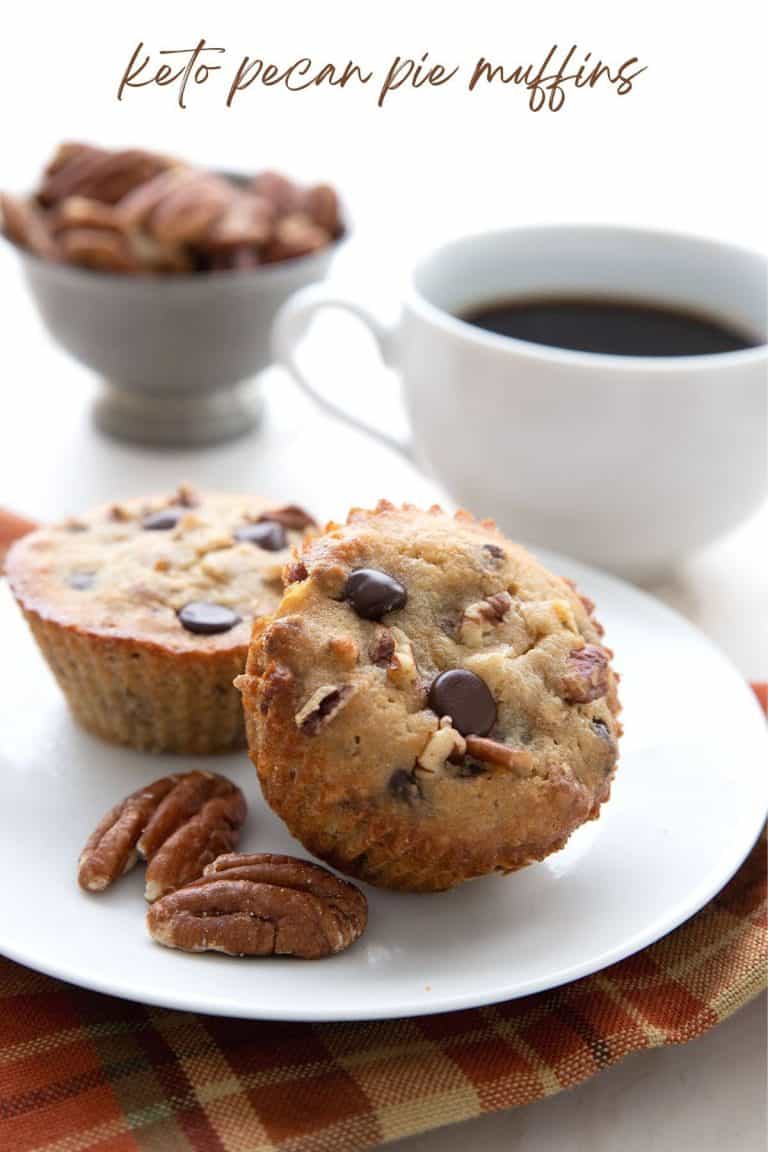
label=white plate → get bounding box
[0,555,765,1022]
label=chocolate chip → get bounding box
[388,769,423,806]
[235,520,287,551]
[482,543,505,564]
[68,571,95,590]
[428,669,496,737]
[142,508,182,531]
[178,602,241,635]
[343,569,407,620]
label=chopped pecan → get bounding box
[482,542,506,565]
[147,852,367,958]
[386,627,418,688]
[562,645,610,703]
[258,504,316,531]
[369,628,395,667]
[295,684,353,735]
[115,166,198,230]
[417,718,466,773]
[459,591,514,646]
[327,636,359,667]
[284,559,309,584]
[148,174,235,245]
[464,736,533,773]
[77,771,246,901]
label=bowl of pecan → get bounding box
[0,143,345,447]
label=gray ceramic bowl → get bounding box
[12,236,340,447]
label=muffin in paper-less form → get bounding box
[237,502,621,892]
[6,488,316,754]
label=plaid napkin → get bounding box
[1,689,766,1152]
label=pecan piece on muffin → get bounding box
[237,501,621,892]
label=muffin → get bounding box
[237,501,621,891]
[6,487,315,753]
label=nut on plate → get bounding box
[78,770,246,901]
[147,852,368,958]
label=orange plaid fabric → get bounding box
[1,686,766,1152]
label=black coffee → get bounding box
[460,296,756,357]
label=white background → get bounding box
[2,2,766,1150]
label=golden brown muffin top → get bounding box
[6,487,315,654]
[239,501,621,891]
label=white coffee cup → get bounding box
[273,225,767,578]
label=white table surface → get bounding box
[1,249,766,1151]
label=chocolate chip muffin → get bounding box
[6,487,315,753]
[237,501,621,892]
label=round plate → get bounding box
[0,557,765,1022]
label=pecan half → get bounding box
[250,170,301,215]
[295,684,353,735]
[50,197,127,236]
[301,184,341,236]
[264,214,330,262]
[58,227,138,273]
[40,148,173,207]
[77,771,246,901]
[0,193,58,259]
[562,645,610,703]
[147,852,367,958]
[206,194,273,248]
[78,775,178,892]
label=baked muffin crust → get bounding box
[238,501,621,891]
[7,487,315,752]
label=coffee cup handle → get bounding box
[272,283,414,460]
